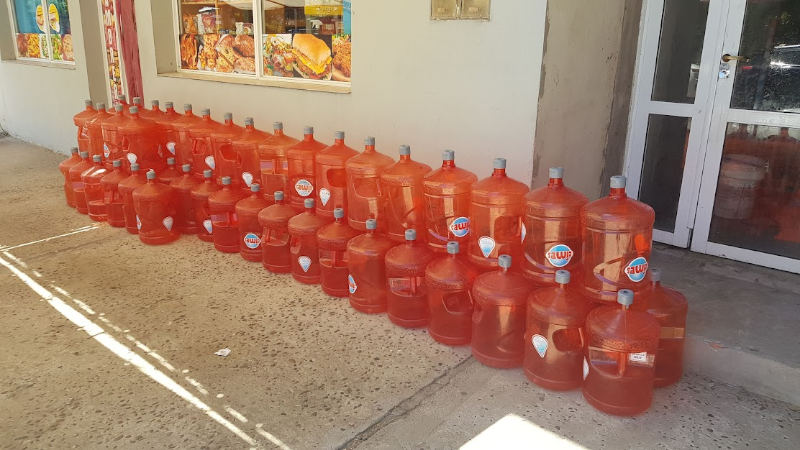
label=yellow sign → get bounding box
[304,5,343,16]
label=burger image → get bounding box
[291,34,332,81]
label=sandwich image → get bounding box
[292,34,332,80]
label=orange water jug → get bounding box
[471,254,531,368]
[86,103,111,160]
[288,198,328,284]
[159,157,181,185]
[317,207,359,297]
[132,170,178,245]
[154,102,180,156]
[583,289,660,416]
[210,112,245,187]
[169,104,203,170]
[424,150,478,253]
[385,229,436,328]
[83,155,108,221]
[208,176,247,253]
[101,159,127,227]
[287,126,327,212]
[315,131,357,219]
[68,151,93,214]
[646,268,688,388]
[345,137,394,231]
[346,218,395,313]
[236,184,269,262]
[59,147,82,207]
[381,145,432,243]
[469,158,529,272]
[523,167,588,285]
[118,163,147,234]
[170,164,201,234]
[426,241,478,345]
[232,117,271,192]
[101,104,130,169]
[121,106,167,175]
[523,270,593,390]
[582,175,655,304]
[259,122,299,204]
[187,109,222,179]
[258,191,295,273]
[191,169,221,242]
[73,99,95,152]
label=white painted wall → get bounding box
[135,0,546,184]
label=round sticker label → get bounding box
[546,244,574,268]
[298,256,312,272]
[319,188,331,206]
[348,274,357,294]
[243,232,261,249]
[532,334,548,358]
[625,256,649,282]
[478,236,495,258]
[449,217,470,238]
[295,179,313,197]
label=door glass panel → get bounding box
[708,123,800,258]
[731,0,800,112]
[639,115,691,233]
[651,0,709,103]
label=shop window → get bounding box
[176,0,351,89]
[9,0,74,63]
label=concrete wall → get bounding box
[134,0,547,183]
[0,0,106,153]
[533,0,643,199]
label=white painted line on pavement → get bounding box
[0,225,100,251]
[256,425,292,450]
[226,406,249,423]
[3,251,27,268]
[186,377,209,395]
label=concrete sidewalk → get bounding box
[0,136,798,449]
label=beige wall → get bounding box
[533,0,642,199]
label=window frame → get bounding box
[169,0,351,93]
[6,0,76,65]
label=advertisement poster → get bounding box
[101,0,124,100]
[13,0,72,61]
[179,1,256,74]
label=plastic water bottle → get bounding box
[101,159,127,227]
[316,131,357,219]
[381,145,432,242]
[118,163,147,234]
[317,207,359,297]
[385,229,436,328]
[170,164,201,234]
[208,176,247,253]
[86,103,111,161]
[583,289,660,416]
[191,169,221,242]
[346,218,395,313]
[582,175,655,304]
[646,268,688,387]
[524,270,593,390]
[73,99,95,153]
[83,155,108,221]
[258,191,296,273]
[59,147,82,207]
[231,117,271,194]
[101,104,130,170]
[236,183,270,262]
[211,113,247,189]
[469,158,529,271]
[287,126,327,212]
[259,122,299,205]
[425,241,478,345]
[169,104,203,171]
[121,106,166,176]
[523,167,588,285]
[471,254,531,368]
[132,170,178,245]
[423,150,478,253]
[345,137,394,231]
[68,151,94,214]
[186,109,221,179]
[158,157,181,185]
[288,198,328,284]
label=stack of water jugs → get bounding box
[62,97,689,416]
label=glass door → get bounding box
[692,0,800,273]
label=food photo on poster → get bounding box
[13,0,72,61]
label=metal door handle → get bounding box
[722,54,750,63]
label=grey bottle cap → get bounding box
[250,183,260,192]
[650,268,662,282]
[129,106,139,114]
[200,109,210,117]
[493,158,507,169]
[365,136,375,146]
[498,254,512,269]
[273,122,283,130]
[167,157,175,165]
[274,191,284,201]
[446,241,459,255]
[92,155,102,163]
[304,126,314,135]
[399,145,411,156]
[146,170,156,180]
[70,147,78,154]
[133,97,142,105]
[366,218,377,230]
[617,289,634,306]
[182,164,191,173]
[96,103,106,110]
[405,229,417,241]
[610,175,627,189]
[333,208,344,219]
[304,198,315,209]
[112,159,122,167]
[184,104,192,112]
[244,117,254,126]
[203,169,212,178]
[335,131,345,140]
[555,270,570,285]
[221,176,231,185]
[165,101,174,109]
[549,167,564,179]
[115,104,124,112]
[80,151,89,158]
[443,150,455,161]
[151,100,160,108]
[224,112,233,121]
[84,99,92,107]
[131,163,140,171]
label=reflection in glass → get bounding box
[651,0,709,103]
[709,123,800,259]
[731,0,800,112]
[638,115,691,233]
[178,0,255,74]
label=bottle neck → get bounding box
[367,229,375,236]
[204,178,213,184]
[166,107,175,114]
[335,138,344,145]
[492,168,506,177]
[303,134,314,142]
[548,177,563,187]
[442,160,455,168]
[246,124,254,131]
[364,145,375,153]
[400,155,410,161]
[274,129,284,136]
[224,118,233,125]
[185,111,194,118]
[610,187,627,199]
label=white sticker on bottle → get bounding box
[103,144,110,158]
[205,155,215,170]
[295,179,313,197]
[520,222,527,243]
[166,142,176,155]
[583,357,589,380]
[242,172,253,187]
[203,219,213,234]
[319,188,331,206]
[629,352,648,363]
[127,153,137,165]
[298,256,312,272]
[162,216,174,231]
[478,236,495,258]
[532,334,548,358]
[348,274,357,294]
[136,215,142,230]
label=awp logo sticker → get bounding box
[625,257,649,282]
[298,256,312,272]
[348,274,357,294]
[243,232,261,249]
[545,244,574,268]
[449,217,470,238]
[295,179,313,197]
